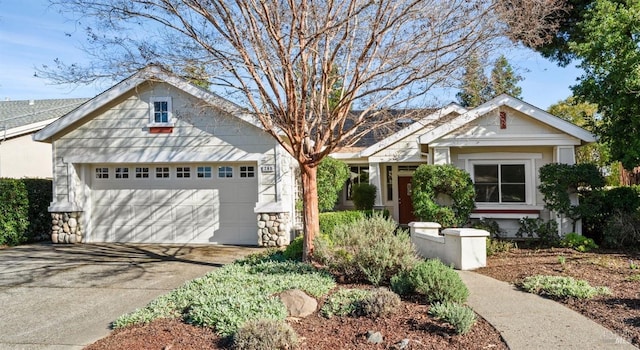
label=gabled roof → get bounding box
[418,94,597,145]
[34,65,260,142]
[0,98,89,139]
[360,103,468,157]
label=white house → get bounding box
[34,65,596,246]
[333,95,596,236]
[0,98,88,178]
[34,66,297,246]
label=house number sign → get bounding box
[261,165,275,173]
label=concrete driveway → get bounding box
[0,243,261,350]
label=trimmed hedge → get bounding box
[0,178,52,245]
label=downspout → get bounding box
[0,125,6,177]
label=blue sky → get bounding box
[1,0,583,110]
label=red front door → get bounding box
[398,176,417,225]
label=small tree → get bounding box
[538,163,605,233]
[457,54,490,108]
[489,55,523,98]
[317,157,349,212]
[411,164,475,227]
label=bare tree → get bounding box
[44,0,563,261]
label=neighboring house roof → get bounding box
[0,98,89,140]
[34,65,260,142]
[418,94,597,145]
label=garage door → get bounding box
[89,163,258,245]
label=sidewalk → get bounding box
[458,270,637,349]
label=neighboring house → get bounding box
[0,98,89,178]
[34,65,296,246]
[332,95,596,236]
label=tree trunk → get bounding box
[300,163,319,262]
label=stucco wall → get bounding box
[0,133,53,178]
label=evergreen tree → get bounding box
[456,55,490,108]
[489,55,523,98]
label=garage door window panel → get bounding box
[197,166,212,178]
[176,167,191,178]
[115,167,129,179]
[136,167,149,178]
[218,166,233,178]
[95,167,109,179]
[240,166,255,178]
[156,167,170,178]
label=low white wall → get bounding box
[409,222,490,270]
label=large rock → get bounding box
[279,289,317,318]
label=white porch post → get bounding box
[369,162,383,207]
[554,146,580,235]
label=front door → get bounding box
[398,176,417,225]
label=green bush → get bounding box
[22,179,53,242]
[313,214,419,285]
[404,259,469,304]
[390,270,414,295]
[319,211,365,235]
[428,302,477,334]
[320,288,371,318]
[351,183,377,210]
[486,238,515,257]
[283,235,303,261]
[317,157,350,212]
[521,275,610,299]
[113,260,335,336]
[517,217,560,246]
[0,179,29,246]
[560,233,598,252]
[472,218,502,238]
[232,319,298,350]
[411,164,475,227]
[357,288,401,318]
[602,210,640,249]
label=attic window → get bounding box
[148,97,174,132]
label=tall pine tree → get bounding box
[457,54,523,107]
[456,55,490,108]
[490,55,523,98]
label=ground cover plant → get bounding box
[112,258,336,337]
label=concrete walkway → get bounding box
[458,270,637,349]
[0,243,261,350]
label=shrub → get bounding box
[486,238,515,257]
[602,210,640,249]
[313,214,419,285]
[320,288,371,318]
[233,319,298,350]
[471,218,502,238]
[351,183,377,210]
[521,275,610,299]
[428,302,477,334]
[405,259,469,304]
[22,179,53,242]
[0,179,29,246]
[560,233,598,252]
[390,270,414,295]
[411,164,475,227]
[283,235,303,261]
[357,288,402,318]
[319,211,365,235]
[516,217,560,246]
[317,157,350,212]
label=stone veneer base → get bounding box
[50,212,83,244]
[257,212,291,247]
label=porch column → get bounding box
[553,146,580,234]
[369,162,383,207]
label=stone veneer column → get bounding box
[50,212,83,244]
[257,212,291,247]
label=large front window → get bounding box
[474,164,526,203]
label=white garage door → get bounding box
[89,164,258,245]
